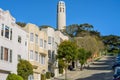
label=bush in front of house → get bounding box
[41,74,46,80]
[46,72,51,79]
[51,72,55,77]
[6,73,23,80]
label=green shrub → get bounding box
[59,67,63,74]
[6,73,23,80]
[58,60,64,74]
[41,74,46,80]
[46,72,51,79]
[17,59,33,80]
[51,73,55,77]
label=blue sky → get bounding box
[0,0,120,36]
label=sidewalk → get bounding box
[52,56,114,80]
[52,69,91,80]
[52,70,83,80]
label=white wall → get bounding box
[0,8,28,80]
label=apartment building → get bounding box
[0,8,28,80]
[41,27,56,75]
[24,23,48,80]
[41,27,69,77]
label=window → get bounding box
[35,34,38,44]
[48,36,51,44]
[28,75,34,80]
[18,55,21,61]
[5,26,9,38]
[44,40,47,49]
[41,55,45,65]
[18,36,22,43]
[30,33,34,42]
[1,24,4,36]
[0,46,3,60]
[63,8,64,12]
[60,7,62,12]
[0,46,12,62]
[52,51,55,60]
[1,24,12,40]
[10,50,12,62]
[52,37,54,45]
[35,52,38,61]
[4,48,8,61]
[39,54,41,63]
[10,28,12,40]
[30,50,34,60]
[25,41,27,46]
[40,39,43,47]
[48,50,51,58]
[35,73,40,80]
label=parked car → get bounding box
[113,67,120,80]
[112,62,120,70]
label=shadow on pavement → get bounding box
[85,56,114,71]
[75,71,113,80]
[86,66,112,70]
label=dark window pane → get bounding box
[10,28,12,40]
[10,50,12,62]
[0,46,3,60]
[5,26,9,38]
[18,36,21,43]
[1,24,4,36]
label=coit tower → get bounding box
[57,1,66,31]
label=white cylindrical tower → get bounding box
[57,1,66,31]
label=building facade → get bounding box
[0,1,69,79]
[41,27,56,75]
[0,8,28,80]
[41,27,69,77]
[24,23,48,80]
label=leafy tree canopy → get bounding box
[17,59,33,80]
[39,25,56,30]
[57,40,78,62]
[66,23,100,37]
[77,48,92,70]
[6,73,23,80]
[102,35,120,53]
[16,22,26,27]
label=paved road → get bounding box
[53,56,114,80]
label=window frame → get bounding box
[30,33,34,42]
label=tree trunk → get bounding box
[65,67,67,80]
[80,65,83,71]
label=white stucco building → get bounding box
[41,27,56,74]
[0,8,28,80]
[41,27,69,77]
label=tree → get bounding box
[102,35,120,54]
[66,23,94,37]
[39,25,56,30]
[6,73,23,80]
[75,36,104,58]
[79,23,93,31]
[58,59,65,74]
[77,48,92,70]
[17,59,33,80]
[16,22,26,27]
[57,40,78,80]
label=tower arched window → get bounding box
[60,7,62,12]
[63,8,64,12]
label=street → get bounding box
[53,56,114,80]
